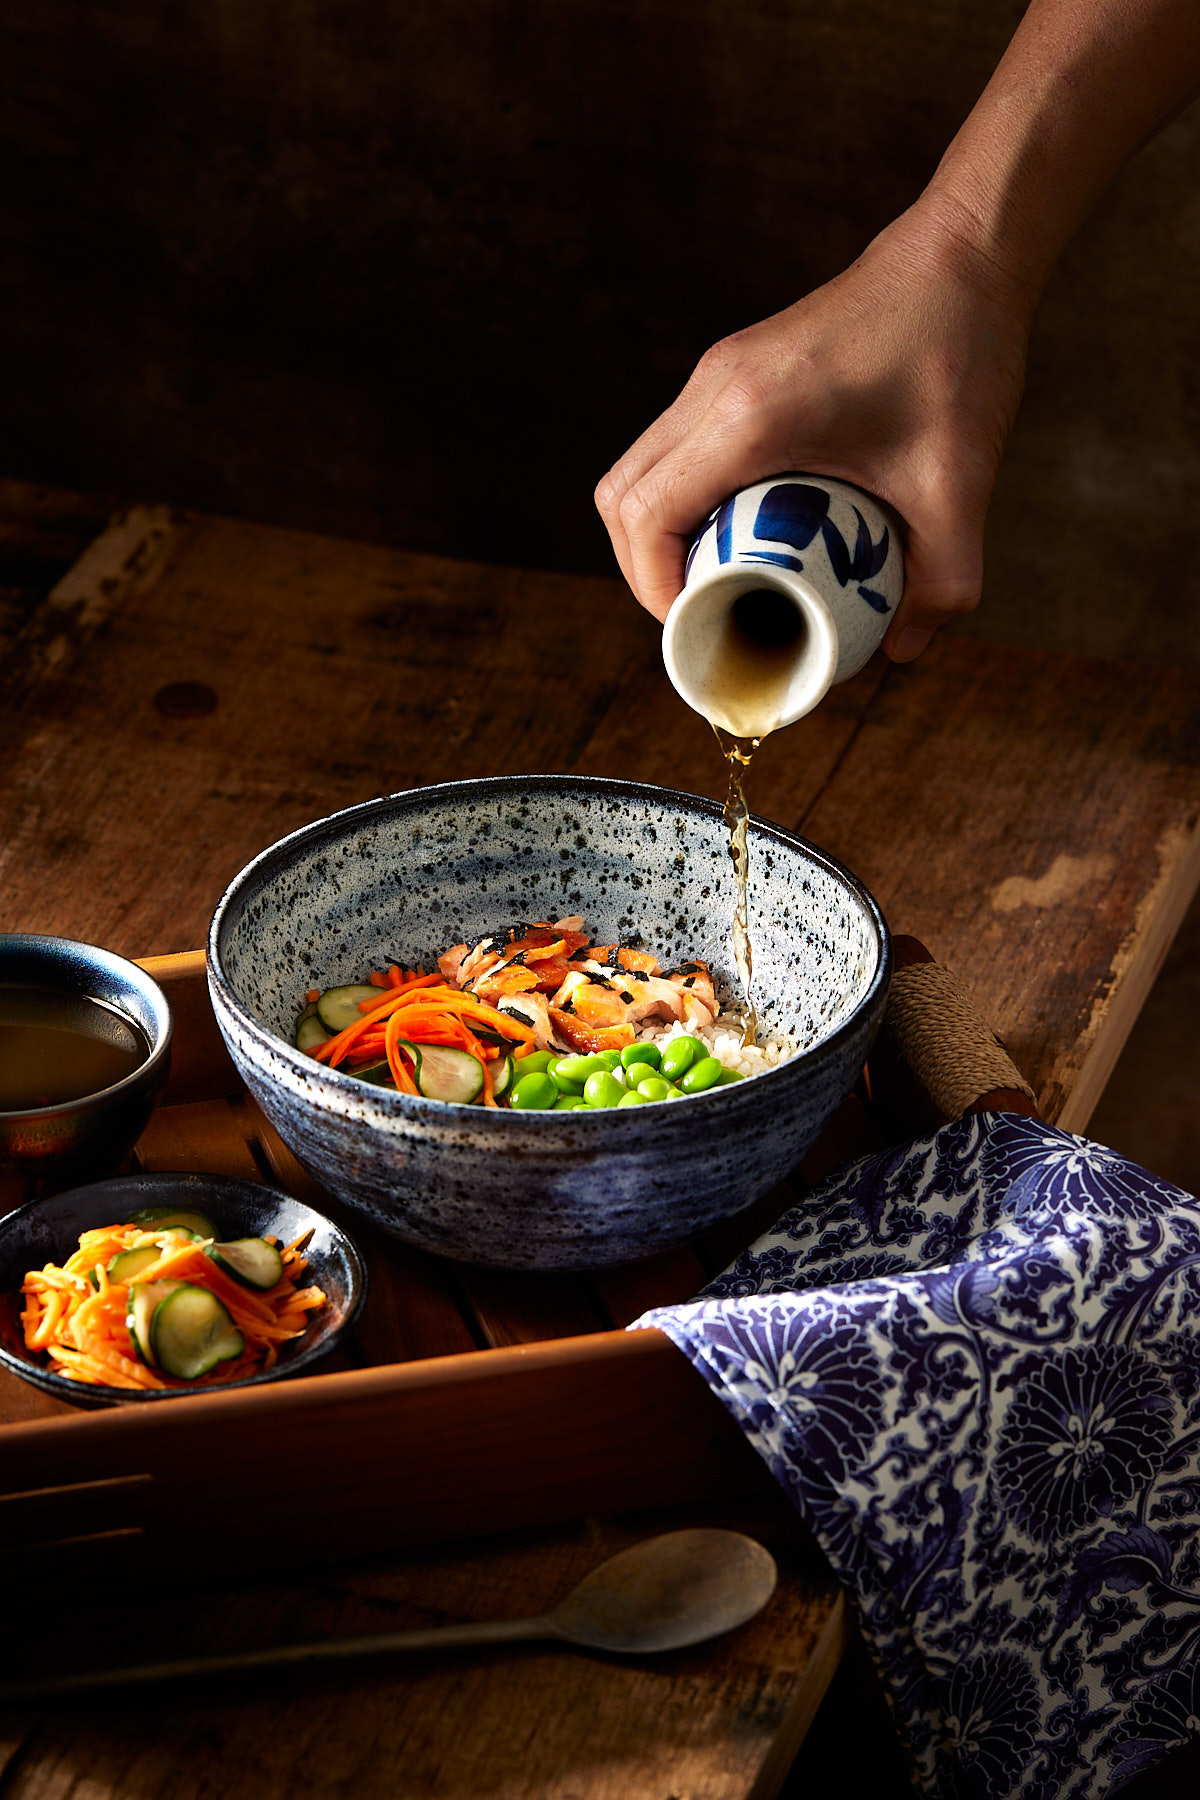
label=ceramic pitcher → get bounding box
[662,473,905,736]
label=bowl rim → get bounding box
[0,1170,367,1406]
[0,931,173,1122]
[207,772,892,1120]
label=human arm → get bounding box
[595,0,1200,657]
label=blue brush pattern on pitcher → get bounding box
[665,472,905,736]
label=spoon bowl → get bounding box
[546,1528,779,1654]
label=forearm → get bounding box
[923,0,1200,304]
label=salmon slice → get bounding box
[497,989,556,1050]
[438,944,470,984]
[471,964,541,1004]
[549,1009,636,1054]
[623,975,688,1026]
[617,947,661,975]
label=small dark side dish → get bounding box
[0,1171,366,1409]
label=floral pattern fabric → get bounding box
[636,1113,1200,1799]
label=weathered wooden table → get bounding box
[2,478,1200,1799]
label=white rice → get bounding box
[636,1013,800,1080]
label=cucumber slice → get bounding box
[126,1280,182,1366]
[316,984,381,1033]
[349,1059,397,1088]
[150,1284,245,1380]
[125,1206,218,1240]
[108,1245,166,1286]
[413,1043,485,1105]
[206,1237,285,1290]
[296,1013,332,1052]
[491,1054,515,1101]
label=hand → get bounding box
[595,198,1036,659]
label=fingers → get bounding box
[612,421,782,622]
[882,500,984,661]
[595,390,714,600]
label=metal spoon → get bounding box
[2,1528,778,1699]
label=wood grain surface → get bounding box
[1,1496,846,1800]
[3,495,1200,1800]
[3,501,1199,1128]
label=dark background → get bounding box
[4,0,1198,664]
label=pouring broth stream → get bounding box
[701,587,811,1048]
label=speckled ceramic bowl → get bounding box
[207,777,890,1271]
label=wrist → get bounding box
[879,188,1045,329]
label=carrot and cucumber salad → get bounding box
[20,1205,325,1390]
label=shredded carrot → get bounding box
[384,1009,421,1095]
[305,987,322,1003]
[19,1223,326,1392]
[310,981,535,1082]
[354,972,442,1016]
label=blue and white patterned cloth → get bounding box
[636,1113,1200,1799]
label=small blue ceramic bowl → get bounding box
[207,776,890,1271]
[0,933,172,1190]
[0,1171,367,1409]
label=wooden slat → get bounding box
[137,949,241,1103]
[458,1267,609,1348]
[790,641,1200,1128]
[0,479,116,656]
[133,1096,265,1181]
[0,1473,153,1551]
[593,1247,710,1328]
[0,511,658,956]
[0,1331,769,1565]
[4,508,1197,1135]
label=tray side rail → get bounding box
[0,1328,768,1584]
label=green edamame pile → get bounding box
[507,1037,745,1112]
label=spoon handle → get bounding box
[0,1613,561,1700]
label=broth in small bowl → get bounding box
[0,935,172,1195]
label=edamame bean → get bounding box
[621,1042,661,1073]
[515,1050,554,1075]
[509,1071,559,1110]
[554,1094,589,1110]
[660,1035,703,1081]
[583,1070,624,1109]
[617,1088,651,1106]
[635,1075,673,1102]
[717,1065,745,1084]
[554,1054,601,1085]
[596,1048,623,1071]
[551,1065,586,1095]
[680,1054,723,1094]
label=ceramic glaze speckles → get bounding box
[208,776,891,1271]
[664,474,905,735]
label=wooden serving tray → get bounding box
[0,938,1019,1584]
[2,952,825,1578]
